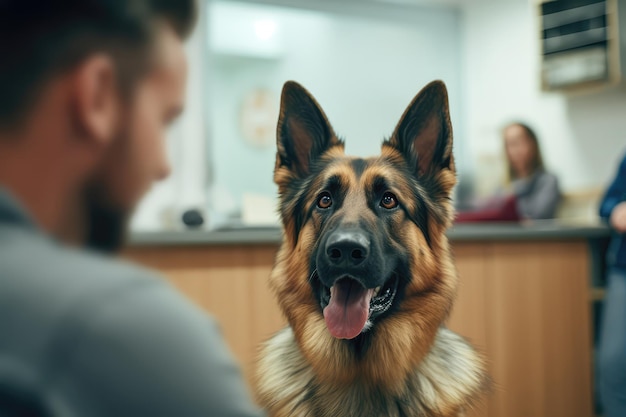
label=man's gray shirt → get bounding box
[0,188,263,416]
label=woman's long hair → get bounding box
[504,122,545,183]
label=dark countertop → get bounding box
[129,220,611,247]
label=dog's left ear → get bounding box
[386,80,454,177]
[275,81,342,180]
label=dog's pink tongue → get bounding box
[323,279,373,339]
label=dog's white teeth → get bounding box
[373,286,381,296]
[330,286,335,298]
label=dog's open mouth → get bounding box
[319,274,398,340]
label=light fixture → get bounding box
[254,19,276,41]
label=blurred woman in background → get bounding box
[502,122,561,220]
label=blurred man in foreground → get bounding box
[0,1,262,416]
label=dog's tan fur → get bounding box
[257,327,484,417]
[255,81,488,417]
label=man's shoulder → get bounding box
[0,224,160,289]
[0,224,176,350]
[0,226,265,417]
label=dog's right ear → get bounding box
[275,81,341,181]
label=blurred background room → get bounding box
[125,0,626,416]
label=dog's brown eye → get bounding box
[380,192,398,209]
[317,192,333,209]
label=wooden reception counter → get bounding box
[126,222,610,417]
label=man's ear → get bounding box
[275,81,342,181]
[385,80,454,177]
[70,54,120,147]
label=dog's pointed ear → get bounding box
[275,81,341,180]
[386,80,454,177]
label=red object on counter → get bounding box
[455,194,521,223]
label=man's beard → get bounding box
[83,117,134,253]
[84,184,131,253]
[82,111,135,254]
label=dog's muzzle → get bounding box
[315,227,398,339]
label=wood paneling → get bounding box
[485,241,592,417]
[447,240,593,417]
[126,239,593,417]
[448,243,490,417]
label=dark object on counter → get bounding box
[456,194,520,223]
[182,209,204,228]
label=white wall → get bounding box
[208,1,463,222]
[461,0,626,195]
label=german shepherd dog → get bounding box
[256,81,488,417]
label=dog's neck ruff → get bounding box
[256,326,487,417]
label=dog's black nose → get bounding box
[325,230,370,267]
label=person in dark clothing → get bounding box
[0,1,263,416]
[598,152,626,417]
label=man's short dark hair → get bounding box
[0,0,197,129]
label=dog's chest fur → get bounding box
[256,327,486,417]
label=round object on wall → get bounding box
[239,89,278,149]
